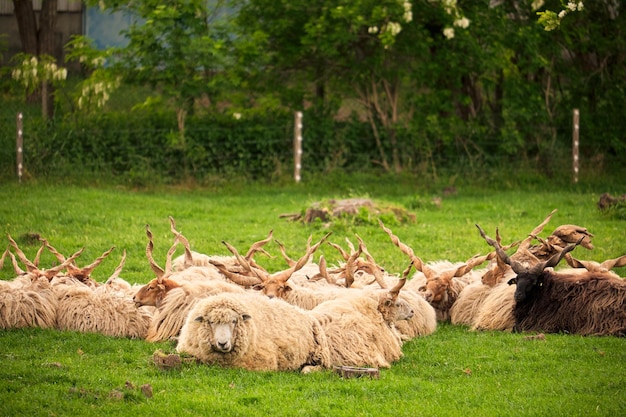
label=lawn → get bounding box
[0,177,624,416]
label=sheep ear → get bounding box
[252,284,264,291]
[194,316,204,323]
[507,277,518,285]
[241,314,252,321]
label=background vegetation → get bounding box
[0,179,624,416]
[1,0,624,185]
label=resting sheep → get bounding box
[379,220,491,321]
[0,238,83,330]
[478,223,626,336]
[135,225,246,342]
[310,290,405,369]
[52,249,154,338]
[176,292,331,372]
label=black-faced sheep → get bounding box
[176,292,332,372]
[477,223,625,336]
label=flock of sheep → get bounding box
[1,210,625,373]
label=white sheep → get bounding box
[310,292,404,369]
[52,250,154,338]
[135,225,246,342]
[379,220,490,321]
[0,239,82,330]
[176,292,332,372]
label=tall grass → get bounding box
[0,177,624,416]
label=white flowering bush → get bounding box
[65,35,120,112]
[537,1,584,31]
[11,54,67,94]
[429,0,470,40]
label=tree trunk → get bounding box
[13,0,59,118]
[13,0,38,55]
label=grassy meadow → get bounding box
[0,176,625,416]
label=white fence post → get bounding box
[294,111,303,183]
[572,108,579,184]
[17,112,23,183]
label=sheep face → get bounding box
[375,292,414,323]
[395,298,415,321]
[420,278,448,304]
[508,271,541,302]
[252,278,291,299]
[194,307,251,354]
[133,278,180,307]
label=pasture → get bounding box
[0,177,624,416]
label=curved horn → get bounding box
[379,220,433,277]
[41,247,85,280]
[105,249,127,284]
[530,237,583,275]
[39,238,67,264]
[603,254,626,269]
[33,242,46,267]
[209,259,263,287]
[274,239,296,267]
[145,225,165,280]
[169,216,194,268]
[222,240,264,280]
[4,249,25,275]
[475,224,520,271]
[388,263,411,300]
[0,248,7,271]
[244,230,274,260]
[272,232,331,283]
[327,241,350,261]
[69,246,116,277]
[7,234,38,272]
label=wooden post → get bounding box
[16,112,23,183]
[294,111,303,183]
[572,109,579,184]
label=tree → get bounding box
[236,0,470,173]
[12,0,59,118]
[81,0,239,176]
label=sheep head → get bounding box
[192,297,252,354]
[133,224,183,307]
[476,223,583,302]
[377,263,412,323]
[249,233,331,298]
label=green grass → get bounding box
[0,177,625,416]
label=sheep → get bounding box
[470,282,516,331]
[0,274,58,330]
[135,225,246,342]
[378,220,491,321]
[0,238,83,330]
[215,234,425,341]
[52,250,154,339]
[176,292,332,372]
[450,255,516,329]
[477,223,626,336]
[449,212,586,330]
[310,289,405,369]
